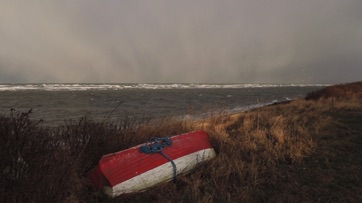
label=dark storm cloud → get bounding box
[0,0,361,83]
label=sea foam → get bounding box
[0,83,330,91]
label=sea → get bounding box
[0,83,329,126]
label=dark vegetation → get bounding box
[1,82,361,202]
[306,81,362,100]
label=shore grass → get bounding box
[1,82,361,202]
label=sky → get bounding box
[0,0,361,84]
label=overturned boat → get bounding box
[88,130,216,197]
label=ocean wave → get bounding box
[0,83,330,91]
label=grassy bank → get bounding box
[1,82,361,202]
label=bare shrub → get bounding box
[0,110,80,202]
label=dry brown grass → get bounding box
[306,81,362,100]
[1,81,361,202]
[117,83,362,202]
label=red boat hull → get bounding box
[89,131,215,197]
